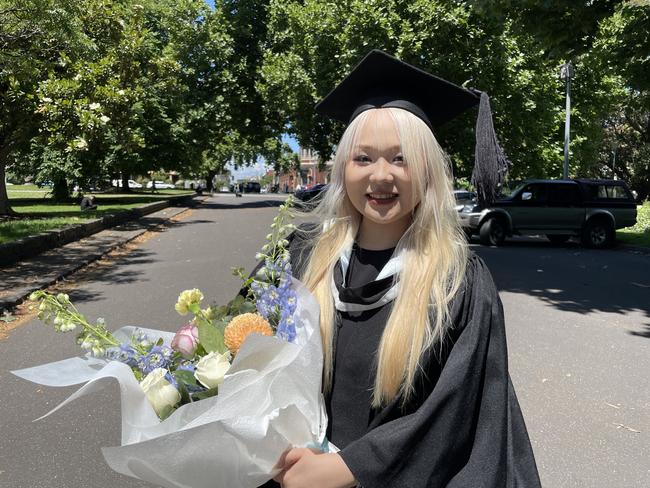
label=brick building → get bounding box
[277,148,333,193]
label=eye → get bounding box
[392,154,405,165]
[353,154,372,164]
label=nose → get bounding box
[369,158,394,184]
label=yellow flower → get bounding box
[175,288,204,315]
[224,313,273,355]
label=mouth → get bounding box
[366,192,399,205]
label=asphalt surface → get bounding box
[0,193,649,488]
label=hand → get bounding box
[274,448,357,488]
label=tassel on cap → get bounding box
[471,91,510,206]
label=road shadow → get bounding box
[470,241,650,339]
[201,200,284,210]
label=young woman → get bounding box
[267,51,540,488]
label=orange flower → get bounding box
[224,313,273,355]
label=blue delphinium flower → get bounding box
[252,255,297,341]
[106,343,138,367]
[276,309,296,343]
[137,345,174,375]
[165,371,179,390]
[275,287,298,342]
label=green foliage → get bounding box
[618,201,650,247]
[259,0,565,179]
[196,319,226,354]
[259,0,648,192]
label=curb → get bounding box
[0,205,193,314]
[0,194,197,268]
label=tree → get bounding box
[473,0,649,193]
[259,0,565,180]
[16,0,238,199]
[0,0,87,213]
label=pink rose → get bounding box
[171,323,199,358]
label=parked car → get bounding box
[146,180,175,189]
[243,182,261,193]
[296,183,328,202]
[453,190,476,211]
[112,179,142,189]
[458,179,637,248]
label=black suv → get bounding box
[459,179,637,248]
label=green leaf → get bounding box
[176,379,191,404]
[191,387,219,401]
[240,300,257,314]
[196,320,226,353]
[174,369,198,386]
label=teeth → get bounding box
[368,193,396,199]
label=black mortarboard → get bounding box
[314,49,509,204]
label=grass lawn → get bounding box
[1,186,193,245]
[618,201,650,247]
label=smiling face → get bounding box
[344,109,418,244]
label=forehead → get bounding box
[353,109,401,151]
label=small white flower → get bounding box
[73,137,88,150]
[194,351,231,389]
[42,97,53,103]
[89,102,101,110]
[100,115,110,123]
[117,89,125,95]
[60,321,77,332]
[140,368,180,418]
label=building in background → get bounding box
[277,147,332,193]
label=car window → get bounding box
[520,184,548,203]
[588,184,631,200]
[605,185,629,199]
[549,184,581,205]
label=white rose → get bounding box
[194,351,231,389]
[140,368,181,418]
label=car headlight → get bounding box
[461,204,477,213]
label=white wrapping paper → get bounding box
[12,278,332,488]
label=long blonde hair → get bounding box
[299,107,468,407]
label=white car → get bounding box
[112,179,143,189]
[146,180,176,189]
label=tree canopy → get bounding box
[1,0,648,216]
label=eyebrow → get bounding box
[354,144,402,152]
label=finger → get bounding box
[272,469,285,484]
[283,447,314,467]
[274,448,290,469]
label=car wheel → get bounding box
[581,219,614,249]
[479,217,506,246]
[546,234,570,245]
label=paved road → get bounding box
[1,193,648,488]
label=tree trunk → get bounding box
[52,175,70,202]
[205,170,216,193]
[121,173,131,193]
[0,160,16,216]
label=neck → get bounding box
[357,216,411,250]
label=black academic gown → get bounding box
[259,227,541,488]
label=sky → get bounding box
[226,134,301,180]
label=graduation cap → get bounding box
[315,49,509,205]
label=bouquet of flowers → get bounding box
[12,197,332,488]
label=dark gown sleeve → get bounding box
[339,255,541,488]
